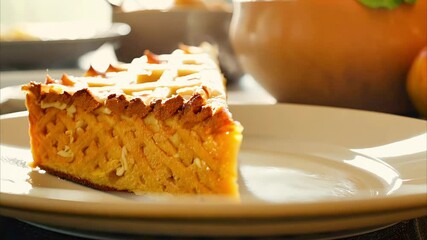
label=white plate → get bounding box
[1,105,426,238]
[0,23,130,70]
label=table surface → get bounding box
[0,216,426,240]
[0,69,426,240]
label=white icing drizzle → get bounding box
[33,43,227,112]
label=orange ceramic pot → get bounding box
[407,47,427,117]
[230,0,426,114]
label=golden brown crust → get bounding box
[106,94,134,114]
[180,94,213,128]
[24,82,232,133]
[45,75,56,84]
[72,89,102,112]
[144,50,161,64]
[83,66,101,77]
[42,90,72,105]
[22,43,231,132]
[24,82,42,101]
[125,98,152,118]
[83,65,127,77]
[153,95,185,121]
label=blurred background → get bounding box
[0,0,116,70]
[0,0,240,78]
[1,0,426,117]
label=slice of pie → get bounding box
[22,44,243,196]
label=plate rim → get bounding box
[0,22,131,45]
[1,105,426,220]
[1,191,426,219]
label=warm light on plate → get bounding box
[351,133,427,158]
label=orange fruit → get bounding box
[407,47,427,118]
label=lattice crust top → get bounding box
[22,43,229,116]
[22,43,237,134]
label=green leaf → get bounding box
[358,0,417,9]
